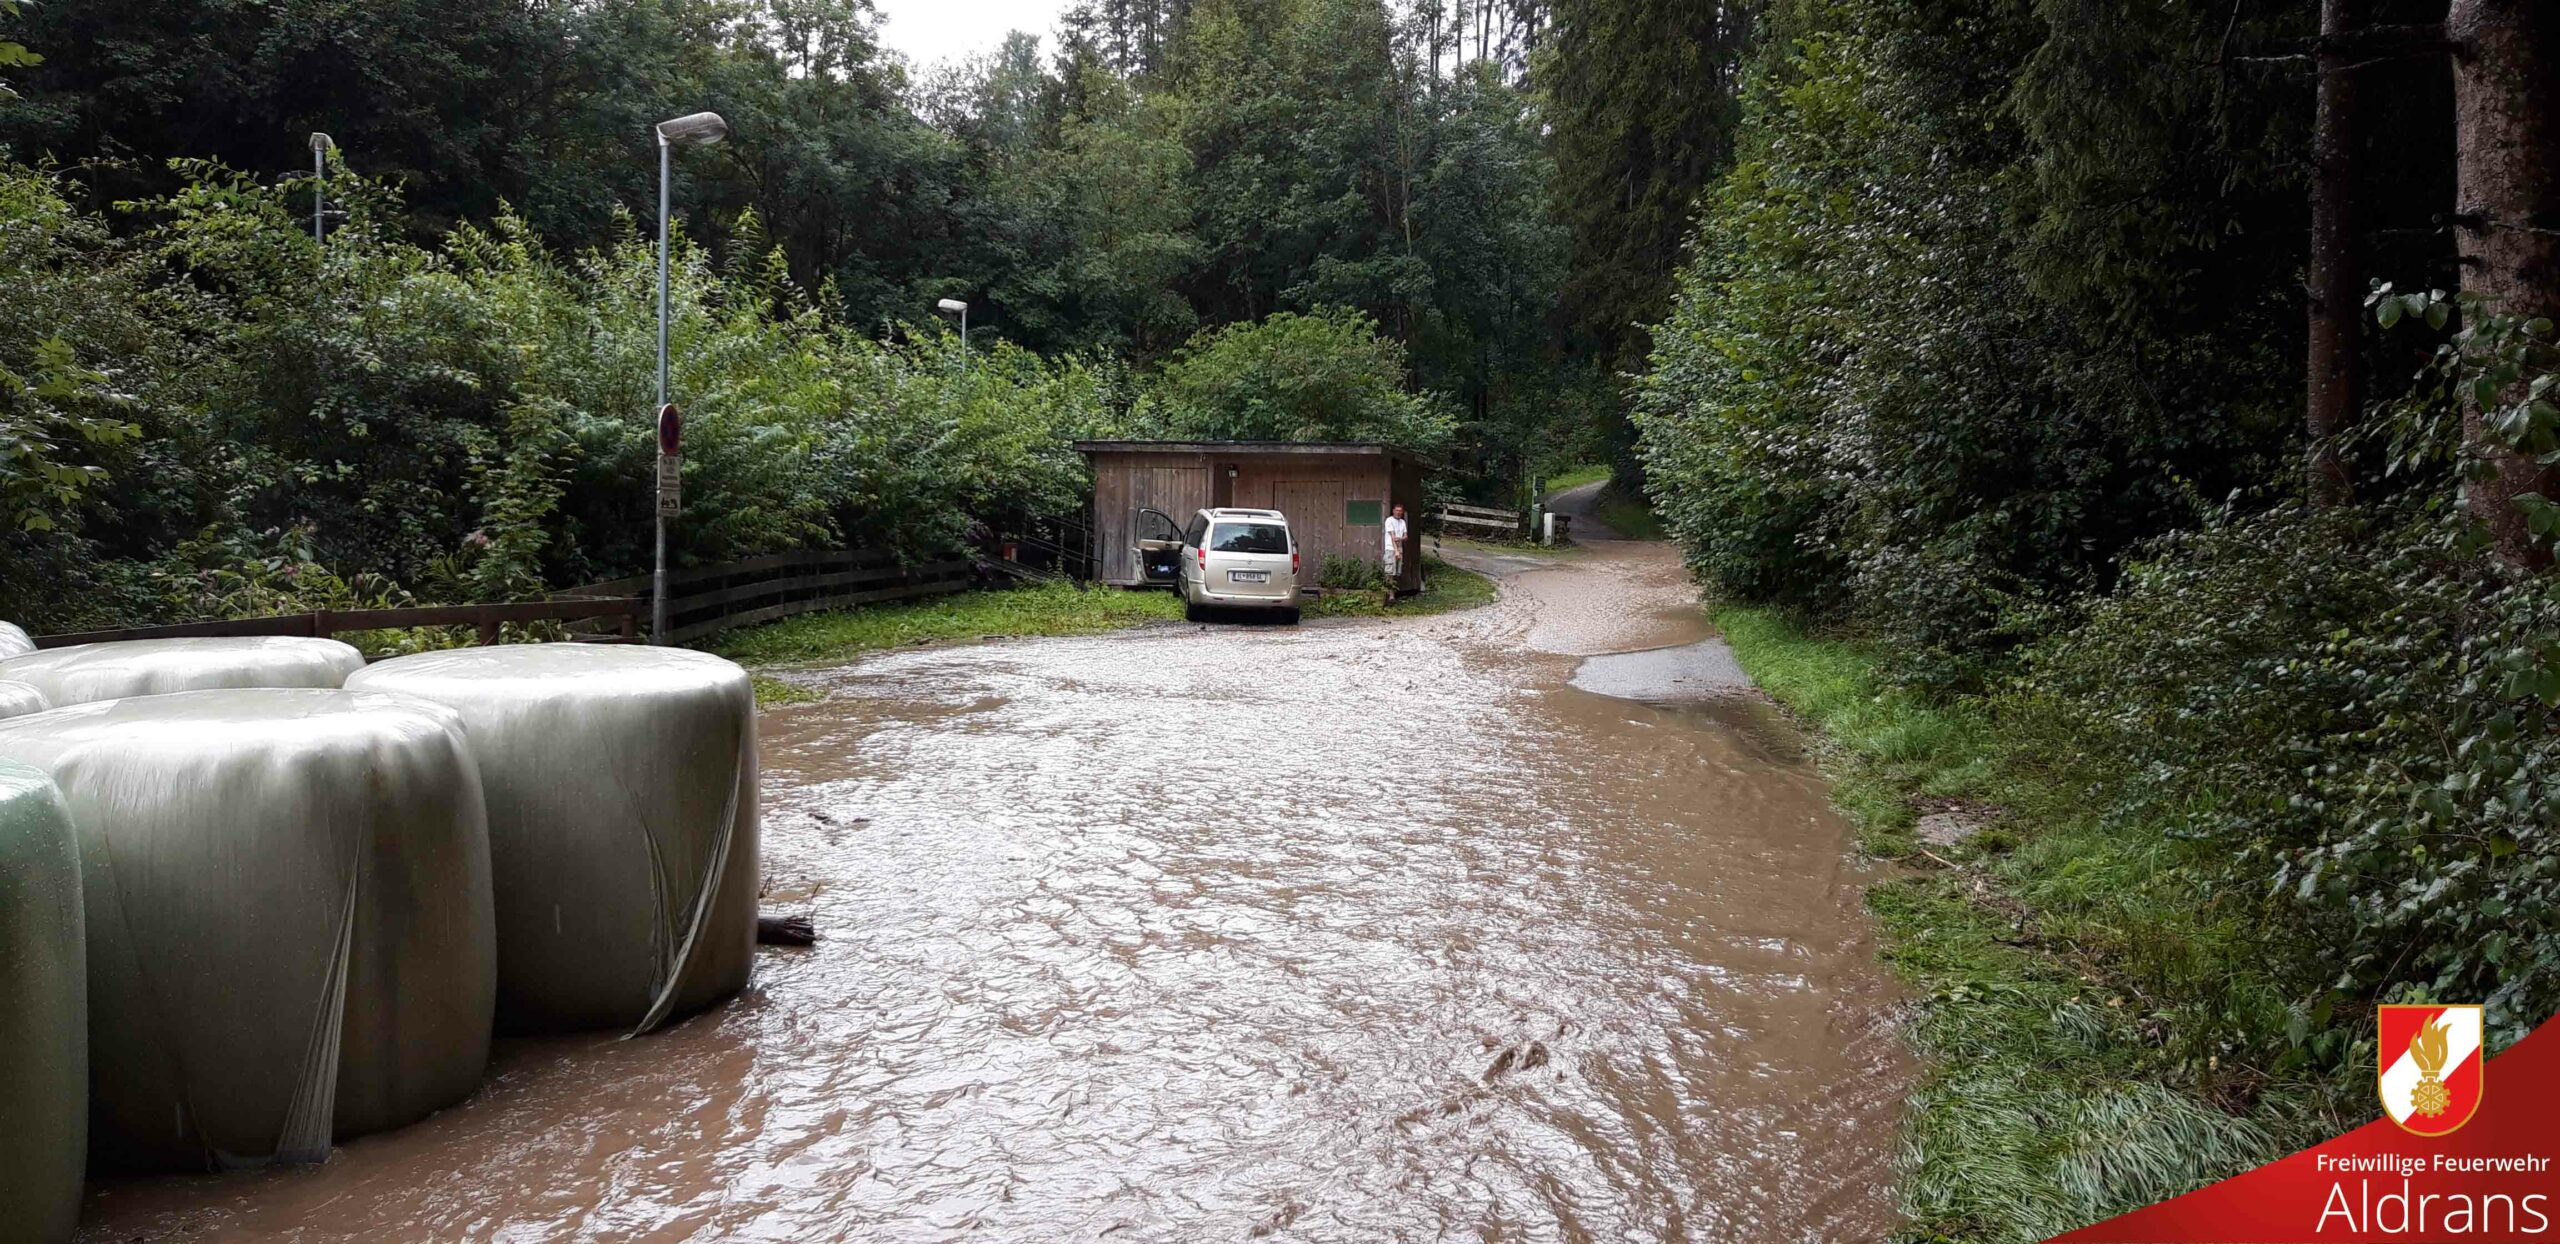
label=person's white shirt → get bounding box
[1382,513,1408,551]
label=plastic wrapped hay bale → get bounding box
[0,690,496,1171]
[347,645,757,1035]
[0,636,365,708]
[0,761,84,1242]
[0,620,33,658]
[0,678,48,720]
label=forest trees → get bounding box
[2446,0,2560,567]
[0,0,1623,622]
[1635,5,2560,1232]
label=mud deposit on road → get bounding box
[79,543,1906,1242]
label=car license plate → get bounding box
[1229,570,1269,583]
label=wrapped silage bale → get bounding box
[0,690,496,1171]
[347,645,757,1035]
[0,678,48,720]
[0,636,365,708]
[0,620,33,658]
[0,761,85,1243]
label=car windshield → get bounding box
[1209,522,1289,554]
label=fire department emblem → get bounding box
[2377,1004,2485,1137]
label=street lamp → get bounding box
[308,133,333,243]
[653,110,728,645]
[936,298,968,375]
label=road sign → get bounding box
[657,403,682,455]
[657,452,681,517]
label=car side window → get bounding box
[1183,514,1209,548]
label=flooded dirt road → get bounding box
[78,534,1906,1242]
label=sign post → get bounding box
[653,404,681,644]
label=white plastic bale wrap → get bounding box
[0,690,497,1171]
[0,761,84,1242]
[0,620,32,658]
[0,636,365,707]
[0,678,48,720]
[346,646,757,1035]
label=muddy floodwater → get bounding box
[78,535,1907,1242]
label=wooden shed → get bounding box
[1073,441,1428,592]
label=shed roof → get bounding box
[1070,439,1423,467]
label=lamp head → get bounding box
[936,298,968,315]
[310,132,335,153]
[656,112,730,147]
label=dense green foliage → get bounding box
[0,161,1102,629]
[1633,0,2558,1238]
[0,0,1649,623]
[1541,0,1749,479]
[1129,307,1454,450]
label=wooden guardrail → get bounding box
[33,598,642,650]
[565,549,973,645]
[1435,502,1522,535]
[35,549,976,651]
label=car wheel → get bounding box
[1184,599,1206,623]
[1281,608,1302,626]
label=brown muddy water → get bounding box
[77,538,1906,1242]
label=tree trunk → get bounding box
[2306,0,2362,506]
[2450,0,2560,569]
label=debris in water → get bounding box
[756,913,818,946]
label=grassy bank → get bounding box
[1713,607,2361,1242]
[1542,463,1610,491]
[1589,483,1667,541]
[711,580,1185,671]
[1306,557,1496,618]
[714,562,1496,695]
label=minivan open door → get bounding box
[1134,507,1183,589]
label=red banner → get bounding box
[2051,1013,2560,1242]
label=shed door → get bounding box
[1270,481,1343,587]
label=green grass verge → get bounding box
[708,580,1183,667]
[1304,557,1496,618]
[1590,483,1667,541]
[712,564,1495,670]
[1542,463,1609,492]
[1712,606,2359,1243]
[749,675,822,708]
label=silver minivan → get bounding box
[1177,508,1301,624]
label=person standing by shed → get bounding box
[1380,504,1409,604]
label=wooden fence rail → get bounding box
[33,598,642,650]
[1435,502,1521,535]
[565,549,974,645]
[33,548,976,651]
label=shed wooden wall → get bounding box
[1090,452,1214,584]
[1087,450,1422,590]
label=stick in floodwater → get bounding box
[756,913,817,946]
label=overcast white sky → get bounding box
[872,0,1075,69]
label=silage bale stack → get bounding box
[0,636,366,707]
[348,645,758,1035]
[0,679,49,720]
[0,761,86,1243]
[0,690,497,1170]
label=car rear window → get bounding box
[1209,522,1289,554]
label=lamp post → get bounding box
[936,297,969,375]
[652,110,728,645]
[308,133,334,243]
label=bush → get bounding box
[1316,553,1382,590]
[2017,503,2560,1045]
[0,161,1108,629]
[1131,307,1455,454]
